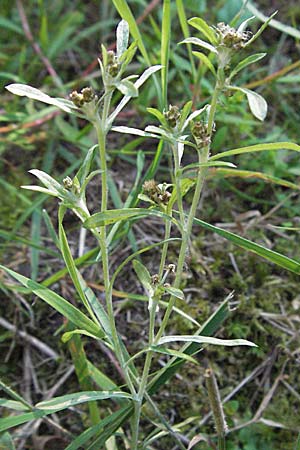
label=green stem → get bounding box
[155,68,224,341]
[131,297,157,449]
[159,212,172,278]
[94,93,136,399]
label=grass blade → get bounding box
[0,266,106,338]
[211,142,300,160]
[193,218,300,274]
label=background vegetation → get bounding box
[1,0,300,449]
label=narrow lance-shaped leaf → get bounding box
[211,168,300,190]
[211,141,300,160]
[0,392,132,433]
[230,53,266,79]
[116,20,129,58]
[5,84,77,113]
[193,51,216,76]
[84,208,181,231]
[108,65,162,126]
[188,17,218,44]
[0,265,105,338]
[192,218,300,274]
[132,260,152,293]
[180,37,218,54]
[158,335,257,347]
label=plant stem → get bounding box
[131,297,157,450]
[94,92,136,399]
[155,68,224,341]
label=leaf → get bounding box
[157,335,256,347]
[84,208,180,230]
[182,160,236,173]
[0,432,15,450]
[0,266,105,339]
[147,107,168,127]
[211,168,300,190]
[182,105,211,131]
[188,17,218,44]
[211,141,300,161]
[230,86,267,121]
[132,260,152,292]
[0,399,30,411]
[193,218,300,274]
[245,10,279,46]
[237,15,256,33]
[193,51,216,76]
[62,329,104,343]
[180,37,218,54]
[108,65,162,126]
[116,20,129,58]
[164,286,184,300]
[116,79,138,97]
[58,206,99,323]
[36,390,131,411]
[0,392,132,433]
[67,405,132,450]
[150,345,198,364]
[148,296,232,395]
[178,100,193,130]
[230,53,266,79]
[5,84,76,113]
[111,125,154,138]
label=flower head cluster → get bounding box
[215,22,251,50]
[164,105,181,129]
[106,50,119,77]
[70,87,97,108]
[142,179,171,206]
[191,121,211,146]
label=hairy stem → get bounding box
[156,68,224,341]
[94,92,136,398]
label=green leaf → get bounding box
[245,10,278,46]
[178,100,193,130]
[132,260,152,292]
[0,392,131,433]
[84,208,179,230]
[5,84,76,113]
[230,53,266,79]
[0,399,30,411]
[0,432,15,450]
[58,206,99,323]
[230,86,267,121]
[180,37,218,54]
[148,297,231,394]
[193,51,216,76]
[116,20,129,58]
[211,141,300,161]
[193,218,300,274]
[116,79,138,97]
[108,64,162,125]
[188,17,218,44]
[0,266,105,338]
[62,329,104,343]
[36,390,132,411]
[164,286,184,300]
[212,168,300,190]
[150,345,198,364]
[157,335,256,347]
[65,406,131,450]
[147,107,168,127]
